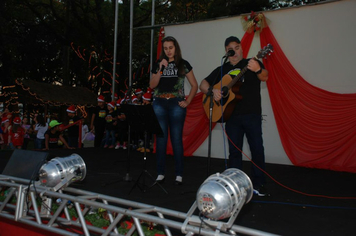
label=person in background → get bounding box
[34,114,48,150]
[81,119,89,144]
[1,117,10,150]
[150,36,198,185]
[8,117,25,149]
[104,101,117,148]
[136,87,154,153]
[113,93,119,104]
[0,125,4,146]
[2,109,13,124]
[91,95,108,147]
[21,117,33,150]
[44,120,72,150]
[115,98,128,150]
[66,105,80,148]
[199,36,269,196]
[135,88,144,104]
[142,87,153,105]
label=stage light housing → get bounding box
[196,168,253,220]
[38,154,86,190]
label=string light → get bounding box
[13,79,96,108]
[77,105,88,118]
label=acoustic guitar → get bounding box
[202,44,273,122]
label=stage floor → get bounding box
[1,148,355,236]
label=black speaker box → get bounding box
[1,150,48,180]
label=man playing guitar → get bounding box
[199,36,269,197]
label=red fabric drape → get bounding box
[241,31,255,58]
[154,19,356,173]
[156,27,165,60]
[164,92,215,156]
[260,26,356,173]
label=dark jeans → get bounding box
[225,113,266,188]
[94,126,105,147]
[104,129,116,146]
[68,136,79,148]
[152,97,186,177]
[35,138,45,150]
[116,125,128,144]
[22,138,30,150]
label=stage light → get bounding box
[38,154,86,191]
[196,168,253,220]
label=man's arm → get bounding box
[248,59,268,82]
[200,79,222,102]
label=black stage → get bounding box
[1,148,355,236]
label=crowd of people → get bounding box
[0,87,154,153]
[90,87,154,151]
[1,108,81,151]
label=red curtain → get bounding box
[164,92,215,156]
[156,27,165,60]
[260,26,356,173]
[157,25,356,173]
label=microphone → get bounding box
[223,50,235,58]
[160,56,168,74]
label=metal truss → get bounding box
[0,175,278,236]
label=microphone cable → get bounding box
[221,124,356,200]
[219,57,229,170]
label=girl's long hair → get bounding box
[159,36,185,76]
[36,115,46,127]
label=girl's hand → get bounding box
[178,100,189,108]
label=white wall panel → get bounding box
[164,0,356,165]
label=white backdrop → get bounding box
[164,0,356,165]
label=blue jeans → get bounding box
[35,138,45,150]
[153,97,186,177]
[225,113,266,188]
[104,129,116,146]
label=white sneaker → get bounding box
[175,176,183,185]
[156,175,165,182]
[115,144,121,149]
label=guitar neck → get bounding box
[226,57,259,90]
[226,66,248,90]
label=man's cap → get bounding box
[49,120,62,128]
[224,36,241,47]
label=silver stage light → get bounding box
[196,168,253,220]
[38,154,86,191]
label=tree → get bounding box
[0,0,327,92]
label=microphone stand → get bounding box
[203,56,230,177]
[203,87,214,177]
[123,87,133,182]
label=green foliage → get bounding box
[0,188,165,234]
[85,213,111,228]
